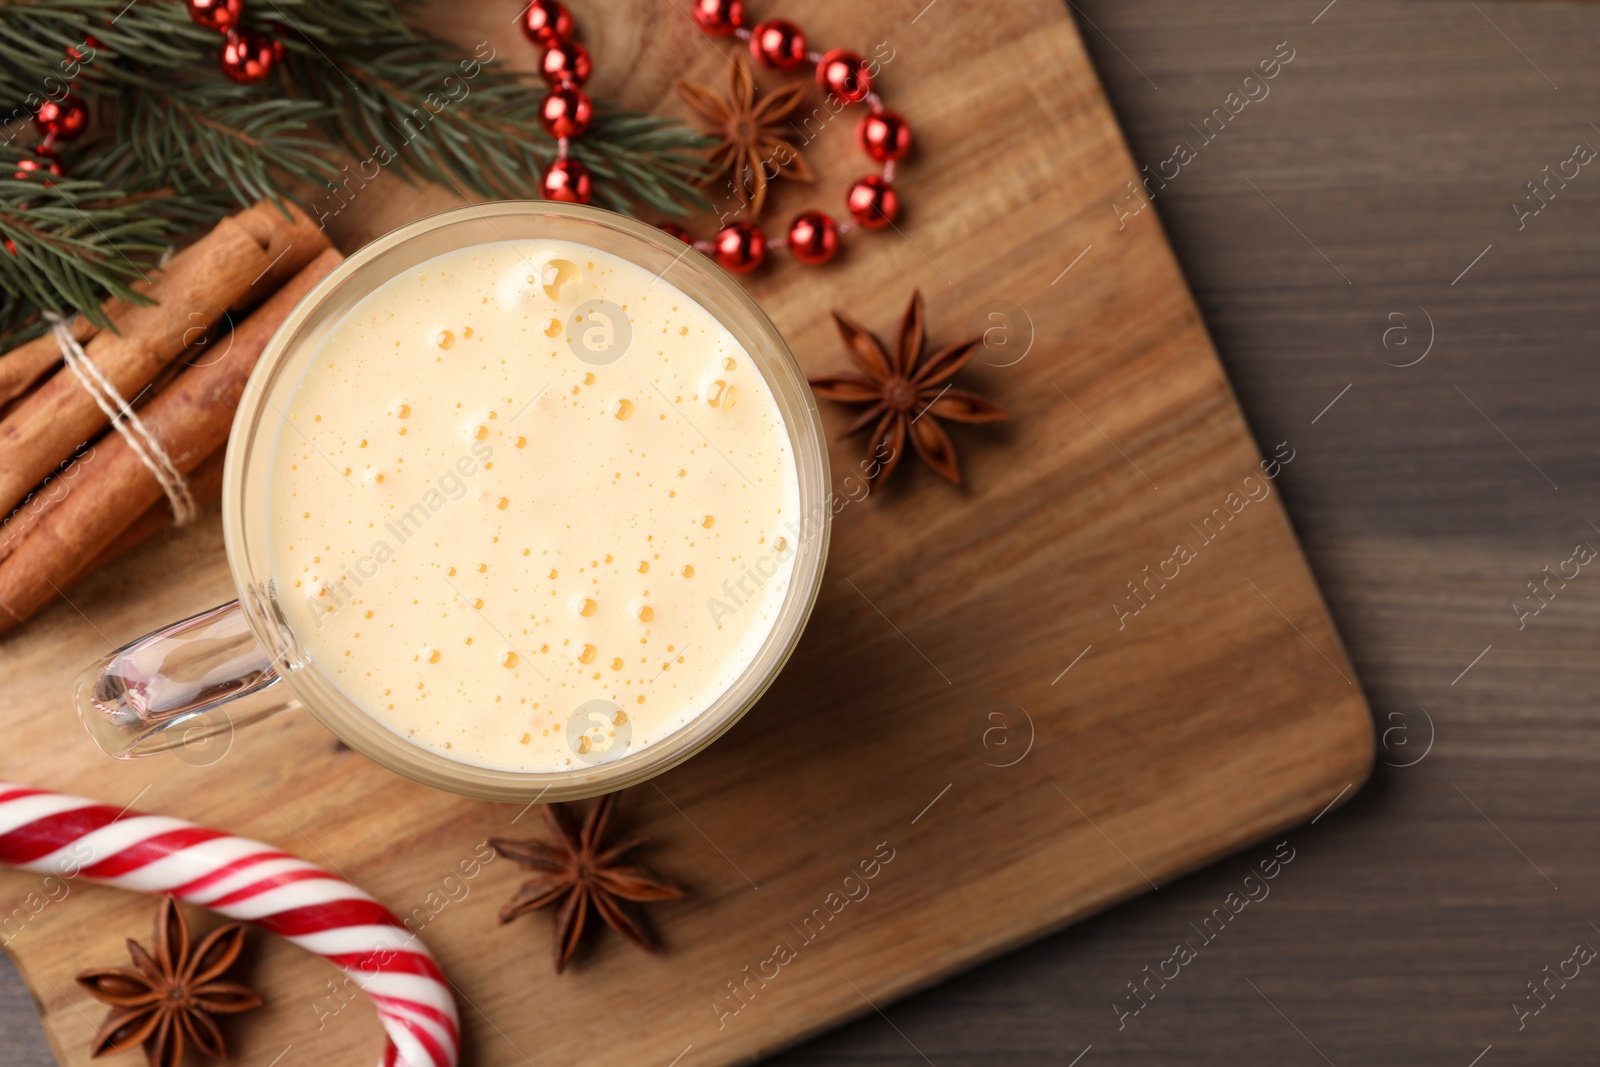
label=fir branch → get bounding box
[0,2,219,107]
[0,153,177,337]
[0,288,43,349]
[3,1,711,217]
[245,0,416,44]
[0,0,716,333]
[77,78,340,208]
[0,0,413,105]
[277,38,711,217]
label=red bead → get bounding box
[35,95,88,140]
[657,224,694,245]
[66,35,101,64]
[520,0,574,46]
[713,222,765,274]
[691,0,745,35]
[817,49,872,104]
[846,175,898,229]
[858,111,911,162]
[749,20,808,69]
[220,28,277,84]
[787,212,838,265]
[542,158,592,204]
[540,40,591,86]
[539,88,593,139]
[186,0,243,32]
[13,147,62,181]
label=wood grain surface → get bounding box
[2,0,1521,1063]
[769,1,1600,1065]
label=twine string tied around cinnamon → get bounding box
[44,312,197,526]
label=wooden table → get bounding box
[764,2,1600,1064]
[6,0,1600,1063]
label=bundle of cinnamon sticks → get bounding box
[0,202,345,635]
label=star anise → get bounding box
[76,896,262,1067]
[489,792,684,973]
[810,291,1008,486]
[675,50,815,217]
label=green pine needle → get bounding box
[0,0,715,340]
[0,155,181,343]
[80,78,342,207]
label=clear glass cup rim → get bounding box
[221,201,832,802]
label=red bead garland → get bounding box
[520,0,575,45]
[786,211,838,265]
[185,0,244,33]
[542,158,593,203]
[539,40,592,87]
[220,28,282,85]
[13,147,63,180]
[539,86,593,139]
[12,37,97,199]
[672,5,910,274]
[34,96,88,140]
[749,20,807,69]
[691,0,747,35]
[9,37,95,256]
[858,110,912,162]
[816,49,872,104]
[522,2,598,205]
[846,174,898,229]
[184,0,281,84]
[65,36,100,65]
[712,222,766,273]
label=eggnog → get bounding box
[266,240,801,773]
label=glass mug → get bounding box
[73,202,832,802]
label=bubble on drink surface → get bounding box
[567,699,632,765]
[495,257,580,311]
[567,299,632,366]
[541,259,582,301]
[707,379,738,410]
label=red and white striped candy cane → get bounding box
[0,783,459,1067]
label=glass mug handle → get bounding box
[75,600,298,760]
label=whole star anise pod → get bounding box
[675,50,814,217]
[76,896,262,1067]
[489,792,684,973]
[810,291,1007,486]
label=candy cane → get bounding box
[0,783,459,1067]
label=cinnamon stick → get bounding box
[0,319,92,408]
[0,202,330,411]
[232,201,332,303]
[0,202,331,518]
[0,247,343,634]
[73,447,227,583]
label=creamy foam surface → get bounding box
[266,239,800,772]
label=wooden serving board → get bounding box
[0,1,1372,1063]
